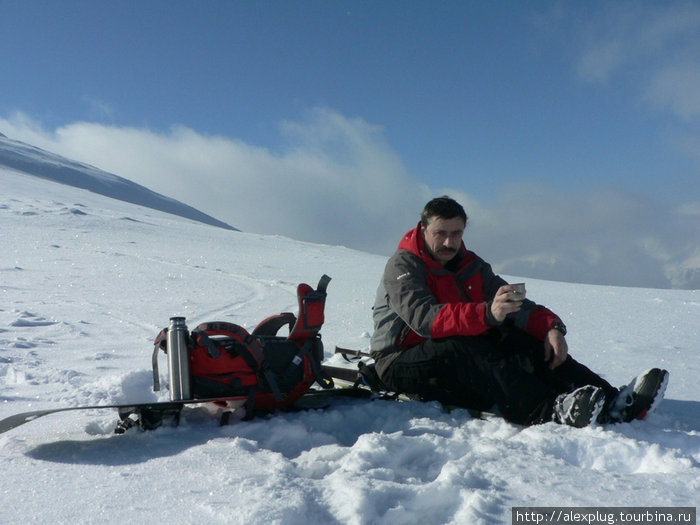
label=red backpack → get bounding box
[152,275,334,418]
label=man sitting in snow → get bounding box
[369,196,668,427]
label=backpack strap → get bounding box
[307,338,334,389]
[251,312,296,337]
[285,275,334,388]
[277,336,334,390]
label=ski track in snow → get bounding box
[0,169,698,524]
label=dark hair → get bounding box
[420,196,468,226]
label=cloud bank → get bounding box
[1,110,698,289]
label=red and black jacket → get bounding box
[370,224,563,367]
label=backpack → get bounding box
[152,275,334,419]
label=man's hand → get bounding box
[544,329,568,369]
[490,284,525,322]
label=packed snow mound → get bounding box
[0,133,237,231]
[0,168,698,524]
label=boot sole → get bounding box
[570,386,606,428]
[633,368,669,420]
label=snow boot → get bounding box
[552,385,606,428]
[601,368,669,424]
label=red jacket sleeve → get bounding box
[431,302,492,338]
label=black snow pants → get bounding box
[377,327,616,426]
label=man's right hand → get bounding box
[490,285,524,322]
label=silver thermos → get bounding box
[166,316,192,400]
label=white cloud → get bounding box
[0,109,429,255]
[567,2,700,217]
[84,97,116,121]
[462,183,699,289]
[678,201,700,216]
[573,2,700,122]
[646,62,700,120]
[1,110,697,289]
[576,40,624,85]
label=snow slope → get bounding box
[0,168,698,524]
[0,133,237,231]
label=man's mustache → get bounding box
[438,247,457,254]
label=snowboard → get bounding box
[0,387,378,435]
[0,397,252,435]
[0,352,496,435]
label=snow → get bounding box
[0,134,237,231]
[1,164,698,524]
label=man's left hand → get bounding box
[544,329,568,369]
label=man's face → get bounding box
[421,216,465,266]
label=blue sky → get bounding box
[1,1,698,289]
